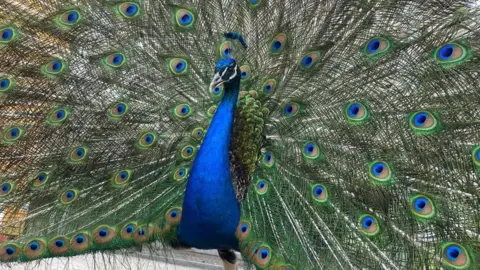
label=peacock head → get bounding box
[210,58,241,91]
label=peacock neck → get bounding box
[178,79,241,250]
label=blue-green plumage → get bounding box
[178,58,242,250]
[1,1,480,269]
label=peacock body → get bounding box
[0,0,480,269]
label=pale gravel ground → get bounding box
[0,249,246,270]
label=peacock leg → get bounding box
[218,249,238,270]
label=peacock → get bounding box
[1,0,480,269]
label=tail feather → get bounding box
[1,0,480,269]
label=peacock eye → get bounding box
[42,59,67,77]
[345,102,369,124]
[0,183,13,197]
[69,146,88,163]
[2,126,25,143]
[442,243,470,268]
[118,2,140,18]
[108,102,129,119]
[0,77,14,93]
[299,51,321,69]
[434,43,468,64]
[174,104,192,119]
[112,169,132,187]
[168,58,188,75]
[104,53,126,68]
[409,111,440,135]
[255,179,268,195]
[137,132,157,149]
[219,41,232,58]
[363,37,392,56]
[359,214,380,236]
[175,9,195,28]
[0,27,17,44]
[311,184,328,203]
[409,194,435,219]
[47,108,70,125]
[368,160,393,184]
[60,189,78,204]
[270,33,287,55]
[60,10,81,26]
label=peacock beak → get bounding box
[210,72,225,91]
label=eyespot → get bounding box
[42,60,66,76]
[59,10,81,26]
[69,146,88,163]
[311,184,328,203]
[299,51,320,69]
[121,223,137,239]
[0,183,13,197]
[112,169,132,187]
[93,225,116,244]
[48,236,69,255]
[0,27,16,44]
[118,2,140,18]
[409,194,435,219]
[47,108,70,125]
[174,104,192,119]
[137,132,157,149]
[236,221,251,240]
[0,77,14,93]
[262,79,277,95]
[181,145,196,160]
[270,33,287,54]
[441,243,470,269]
[434,43,469,66]
[240,65,251,80]
[248,0,263,8]
[345,102,369,124]
[166,207,182,225]
[133,225,152,243]
[409,111,440,135]
[175,9,195,29]
[168,58,188,75]
[219,41,232,58]
[359,214,380,236]
[0,243,22,261]
[255,179,268,195]
[261,152,275,168]
[60,189,78,204]
[207,105,217,117]
[302,142,320,160]
[282,102,299,118]
[191,127,205,141]
[254,245,272,268]
[32,171,49,188]
[363,37,392,56]
[210,84,224,100]
[368,161,393,184]
[2,126,25,143]
[24,239,46,259]
[104,53,126,68]
[108,102,129,119]
[173,167,188,181]
[70,233,89,252]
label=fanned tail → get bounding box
[1,0,480,269]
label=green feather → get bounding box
[1,0,479,269]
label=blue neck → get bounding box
[178,79,241,250]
